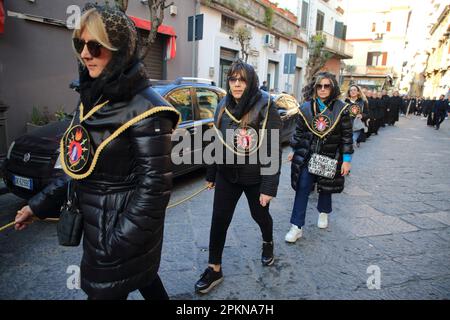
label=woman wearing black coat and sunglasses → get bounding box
[14,4,180,300]
[194,60,282,294]
[285,72,353,243]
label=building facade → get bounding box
[295,0,352,79]
[398,1,449,98]
[194,0,307,99]
[422,3,450,99]
[342,0,411,92]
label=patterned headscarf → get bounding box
[78,3,149,109]
[82,3,137,62]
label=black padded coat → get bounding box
[290,99,353,194]
[28,86,180,299]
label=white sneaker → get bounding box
[285,224,303,243]
[318,213,328,229]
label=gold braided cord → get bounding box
[214,98,271,157]
[297,103,350,139]
[60,106,181,180]
[224,107,241,123]
[79,101,110,122]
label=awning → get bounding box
[129,15,177,60]
[129,15,176,36]
[0,0,5,34]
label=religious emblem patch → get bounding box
[233,126,258,153]
[63,125,91,173]
[350,104,361,117]
[312,115,331,133]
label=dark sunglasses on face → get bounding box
[73,38,103,58]
[316,83,332,90]
[228,76,246,84]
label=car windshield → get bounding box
[152,86,167,96]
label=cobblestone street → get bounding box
[0,116,449,299]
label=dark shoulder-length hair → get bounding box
[217,59,259,128]
[302,72,341,103]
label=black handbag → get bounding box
[57,181,83,246]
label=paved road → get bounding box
[0,116,449,299]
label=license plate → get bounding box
[13,175,33,190]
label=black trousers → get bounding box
[369,117,380,134]
[427,113,435,126]
[208,172,273,265]
[87,274,169,300]
[435,113,446,129]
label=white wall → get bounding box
[198,6,298,93]
[306,0,345,36]
[345,0,411,76]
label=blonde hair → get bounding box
[72,8,118,62]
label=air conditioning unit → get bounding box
[263,34,275,48]
[169,5,178,16]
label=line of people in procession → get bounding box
[406,95,450,130]
[11,4,447,300]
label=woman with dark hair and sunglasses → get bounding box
[345,84,369,148]
[194,60,282,294]
[285,72,353,243]
[14,4,180,300]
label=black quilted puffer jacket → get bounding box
[290,99,353,193]
[28,86,180,299]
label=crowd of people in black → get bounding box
[343,88,450,152]
[400,94,450,130]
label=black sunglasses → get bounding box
[228,76,246,84]
[73,38,103,58]
[316,84,332,90]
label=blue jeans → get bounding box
[290,166,332,228]
[353,131,360,144]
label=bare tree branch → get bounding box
[140,0,174,60]
[305,33,332,84]
[233,25,252,63]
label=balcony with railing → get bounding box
[316,31,354,59]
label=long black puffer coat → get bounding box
[290,99,353,194]
[28,4,181,299]
[29,86,180,299]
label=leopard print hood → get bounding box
[83,3,137,62]
[78,3,149,110]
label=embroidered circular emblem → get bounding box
[350,104,361,117]
[312,115,331,133]
[64,125,91,173]
[233,126,258,153]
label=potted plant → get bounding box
[54,106,68,121]
[26,106,52,133]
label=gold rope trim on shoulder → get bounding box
[79,101,110,122]
[298,103,349,139]
[224,107,241,124]
[60,106,181,180]
[214,98,271,157]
